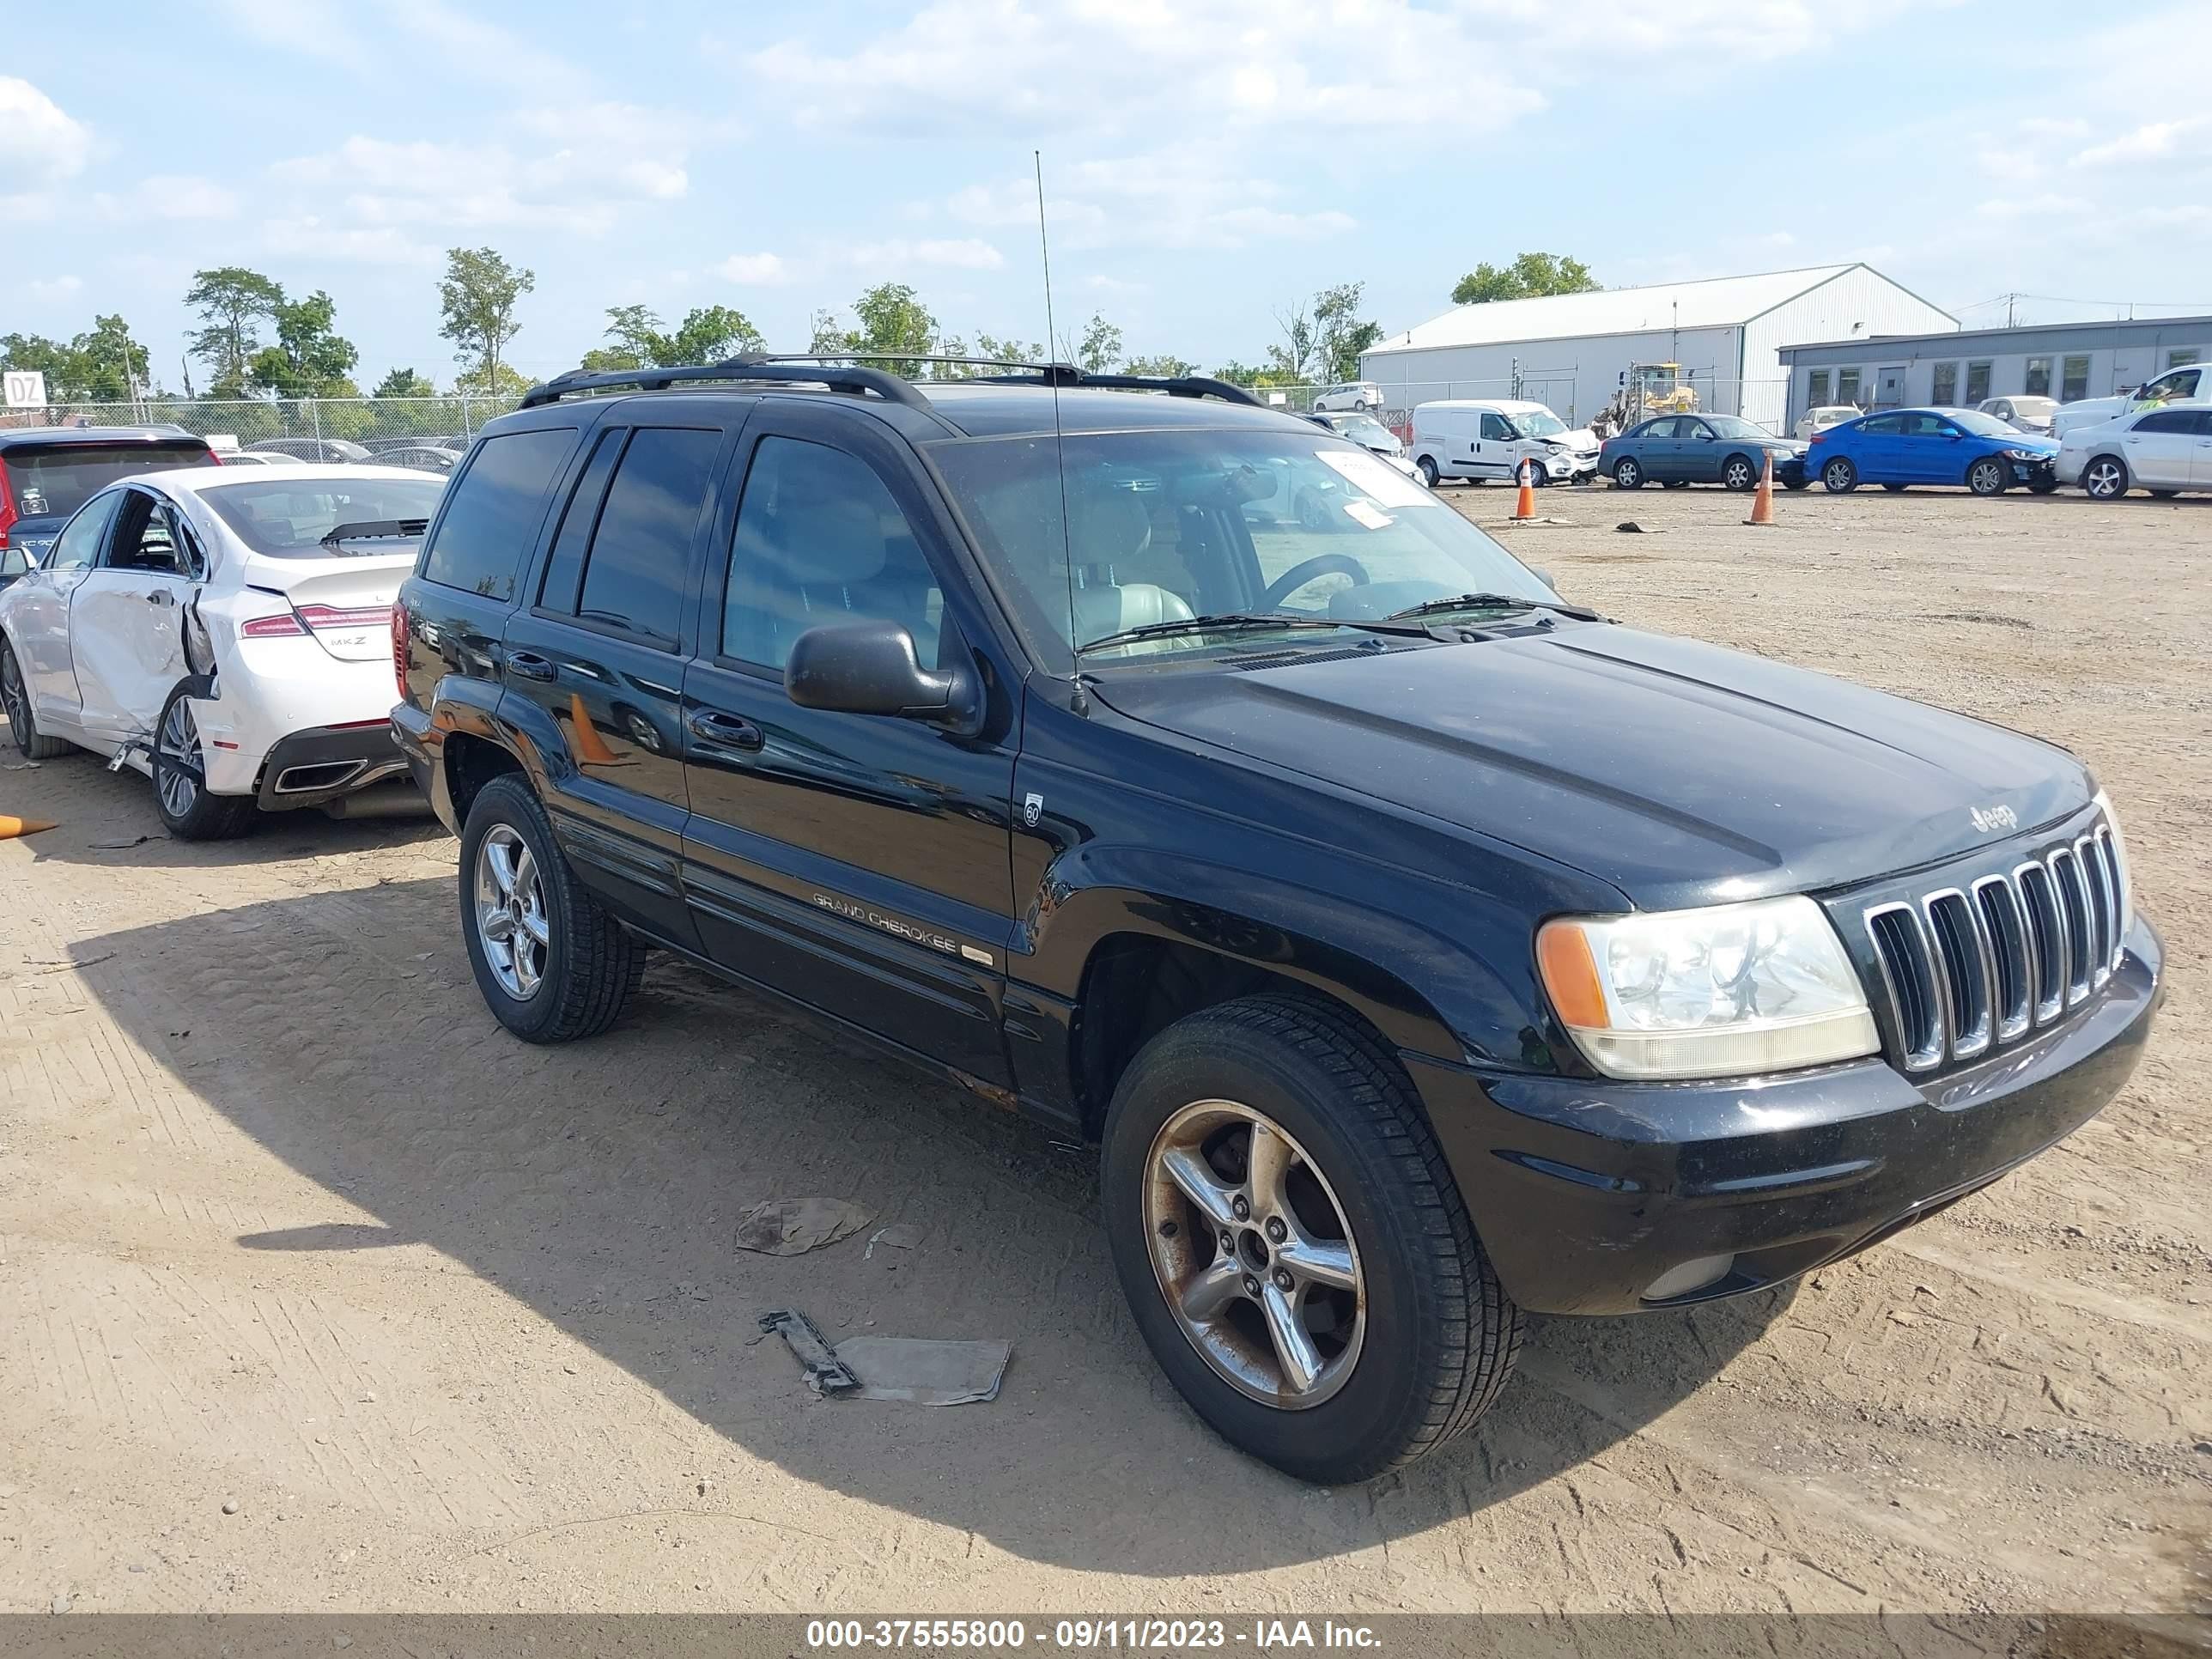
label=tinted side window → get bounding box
[2136,410,2194,434]
[723,435,944,672]
[538,427,626,614]
[1859,415,1901,435]
[1480,413,1514,441]
[572,428,720,650]
[1639,418,1676,440]
[419,428,575,600]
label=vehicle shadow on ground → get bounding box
[73,874,1796,1577]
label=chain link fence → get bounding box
[0,395,525,457]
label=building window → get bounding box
[1837,368,1862,406]
[2024,357,2051,398]
[1965,361,1992,403]
[2062,355,2091,402]
[1808,368,1831,404]
[2170,348,2201,369]
[1930,362,1958,404]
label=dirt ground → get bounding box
[2,481,2206,1622]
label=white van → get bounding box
[1409,399,1601,488]
[2051,361,2207,440]
[1310,381,1383,413]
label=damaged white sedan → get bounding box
[0,465,443,839]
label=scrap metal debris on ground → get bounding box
[761,1309,1011,1407]
[864,1224,922,1260]
[757,1309,860,1395]
[734,1196,873,1256]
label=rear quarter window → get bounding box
[1,441,214,520]
[418,427,576,600]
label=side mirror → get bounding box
[1530,565,1559,590]
[786,621,982,736]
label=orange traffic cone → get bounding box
[1747,449,1776,526]
[568,693,625,766]
[1512,458,1537,521]
[0,816,56,839]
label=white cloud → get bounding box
[952,152,1352,250]
[95,174,240,222]
[270,127,689,241]
[27,275,83,301]
[718,252,789,283]
[2071,116,2210,168]
[1976,193,2091,221]
[847,237,1006,270]
[263,217,443,267]
[0,77,91,179]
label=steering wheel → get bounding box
[1261,554,1370,609]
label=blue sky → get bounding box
[5,0,2209,390]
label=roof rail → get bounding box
[959,366,1266,408]
[518,355,932,411]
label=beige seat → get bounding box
[1064,487,1194,644]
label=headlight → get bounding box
[2002,447,2045,462]
[2094,789,2132,938]
[1536,895,1879,1080]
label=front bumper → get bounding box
[2012,455,2057,485]
[253,721,411,811]
[1407,916,2161,1316]
[1775,453,1808,485]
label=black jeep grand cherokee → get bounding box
[392,359,2162,1484]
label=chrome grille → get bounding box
[1862,817,2126,1073]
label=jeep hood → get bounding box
[1092,624,2092,908]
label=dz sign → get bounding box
[3,370,49,409]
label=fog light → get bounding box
[1642,1254,1735,1302]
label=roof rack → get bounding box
[518,354,1269,413]
[518,356,933,410]
[958,366,1266,407]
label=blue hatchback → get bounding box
[1808,406,2059,495]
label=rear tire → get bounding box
[1966,456,2008,496]
[2082,456,2129,500]
[1415,456,1439,489]
[459,774,644,1044]
[1611,457,1644,489]
[1822,457,1858,493]
[151,684,257,841]
[1101,994,1522,1484]
[0,636,68,760]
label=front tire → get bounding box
[1,637,69,760]
[1415,456,1439,489]
[1722,453,1759,492]
[2082,456,2129,500]
[1101,994,1522,1484]
[459,774,643,1043]
[151,684,257,840]
[1966,456,2008,496]
[1822,456,1859,492]
[1611,457,1644,489]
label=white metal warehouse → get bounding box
[1359,264,1958,434]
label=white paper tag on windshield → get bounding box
[1314,447,1430,507]
[1341,498,1394,531]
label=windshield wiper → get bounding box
[320,518,431,545]
[1383,591,1601,623]
[1079,611,1431,656]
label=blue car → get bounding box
[1808,407,2059,496]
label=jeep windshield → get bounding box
[929,428,1558,663]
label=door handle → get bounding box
[688,708,764,750]
[144,588,175,606]
[507,650,556,682]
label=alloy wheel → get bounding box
[1,650,25,740]
[1725,458,1753,489]
[155,696,204,817]
[2086,459,2125,500]
[1614,459,1640,489]
[1142,1099,1365,1409]
[475,823,550,1000]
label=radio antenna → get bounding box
[1036,149,1085,708]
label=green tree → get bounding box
[71,315,151,401]
[246,290,359,398]
[580,304,663,371]
[1312,283,1381,384]
[373,367,438,398]
[0,333,82,400]
[1076,313,1122,373]
[185,267,284,398]
[659,304,765,366]
[1125,353,1195,378]
[972,332,1044,367]
[811,283,939,378]
[438,246,535,389]
[452,362,533,399]
[1450,252,1599,307]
